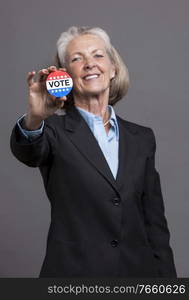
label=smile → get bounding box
[83,74,100,81]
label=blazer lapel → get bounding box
[115,116,139,193]
[64,105,139,195]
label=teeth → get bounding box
[84,74,99,80]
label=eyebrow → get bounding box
[70,48,105,56]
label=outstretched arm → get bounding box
[10,115,57,167]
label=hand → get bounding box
[25,66,67,129]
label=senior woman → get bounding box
[10,26,177,278]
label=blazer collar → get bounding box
[64,104,139,196]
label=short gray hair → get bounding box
[54,26,130,112]
[57,26,112,66]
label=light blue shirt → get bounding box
[17,113,45,140]
[16,105,119,179]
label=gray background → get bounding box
[1,0,188,277]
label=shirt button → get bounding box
[111,239,119,247]
[112,196,121,206]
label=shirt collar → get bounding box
[75,104,119,141]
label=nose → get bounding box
[84,57,96,70]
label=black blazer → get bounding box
[10,105,177,278]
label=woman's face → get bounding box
[65,34,115,98]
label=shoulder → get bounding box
[117,115,155,136]
[116,115,156,152]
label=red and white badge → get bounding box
[46,70,73,97]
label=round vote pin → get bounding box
[46,70,73,98]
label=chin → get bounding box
[83,91,104,98]
[82,86,108,96]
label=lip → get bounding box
[82,73,101,80]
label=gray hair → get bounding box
[55,26,130,112]
[57,26,112,66]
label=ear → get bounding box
[110,63,116,80]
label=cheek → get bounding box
[101,61,114,76]
[67,64,79,77]
[68,69,77,78]
[73,77,83,90]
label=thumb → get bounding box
[59,96,67,101]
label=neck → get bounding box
[73,89,110,123]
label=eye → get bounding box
[71,57,81,62]
[95,54,104,58]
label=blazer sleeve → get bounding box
[142,128,177,277]
[10,116,57,167]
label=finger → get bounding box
[52,96,66,105]
[47,96,64,109]
[27,71,36,87]
[59,67,67,72]
[59,101,65,108]
[60,101,65,108]
[37,69,49,82]
[47,65,57,73]
[55,97,66,108]
[56,98,65,108]
[54,97,65,104]
[58,96,67,101]
[47,94,67,103]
